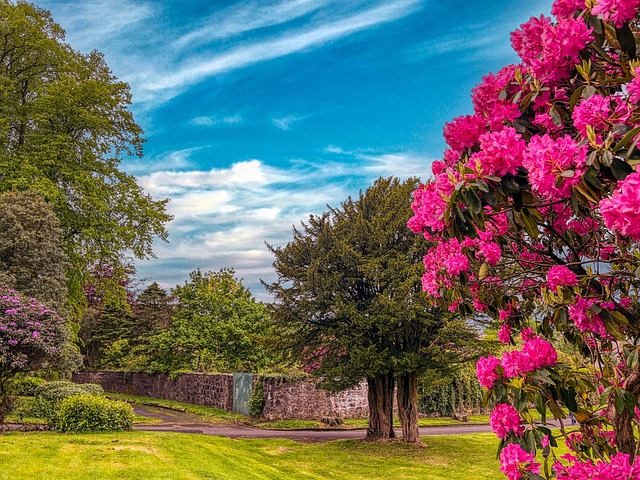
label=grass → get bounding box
[0,430,506,479]
[343,415,490,429]
[106,393,252,425]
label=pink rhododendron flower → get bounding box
[568,296,608,336]
[491,403,524,439]
[498,323,511,344]
[443,114,487,154]
[511,15,593,82]
[476,355,501,389]
[522,337,558,369]
[552,0,586,18]
[592,0,640,28]
[628,67,640,104]
[500,443,541,480]
[555,452,640,479]
[572,94,630,138]
[471,65,522,127]
[468,127,525,178]
[521,327,535,343]
[502,350,534,378]
[522,134,587,198]
[547,265,578,291]
[600,171,640,241]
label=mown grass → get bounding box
[0,430,505,480]
[106,393,252,425]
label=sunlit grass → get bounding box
[0,430,505,480]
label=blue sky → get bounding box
[36,0,553,299]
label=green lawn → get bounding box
[0,430,504,480]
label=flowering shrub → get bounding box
[410,0,640,477]
[0,288,68,422]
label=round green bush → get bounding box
[33,381,104,419]
[52,394,134,433]
[10,376,47,396]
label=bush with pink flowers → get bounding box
[410,0,640,478]
[0,288,69,422]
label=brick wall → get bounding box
[72,371,369,420]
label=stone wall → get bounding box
[261,378,368,420]
[72,371,369,420]
[72,371,234,411]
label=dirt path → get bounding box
[132,405,497,443]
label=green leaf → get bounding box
[463,189,483,215]
[611,157,633,180]
[616,23,637,59]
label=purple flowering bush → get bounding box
[0,288,68,422]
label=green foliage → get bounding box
[248,381,264,418]
[33,381,103,420]
[418,369,486,417]
[149,269,272,374]
[9,376,47,397]
[0,190,68,309]
[0,1,171,312]
[52,394,133,432]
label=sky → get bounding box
[35,0,553,300]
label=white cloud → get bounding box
[134,150,435,299]
[272,115,304,131]
[189,114,243,127]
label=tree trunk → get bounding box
[397,372,421,444]
[366,372,395,440]
[612,372,640,459]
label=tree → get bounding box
[410,1,640,476]
[0,189,67,309]
[134,282,174,334]
[150,269,271,374]
[0,1,171,311]
[0,288,74,422]
[267,177,478,443]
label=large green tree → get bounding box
[150,270,272,374]
[0,189,67,309]
[266,177,479,443]
[0,1,171,311]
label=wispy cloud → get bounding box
[173,0,329,49]
[189,114,243,127]
[272,115,304,131]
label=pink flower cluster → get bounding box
[476,336,557,387]
[600,171,640,241]
[419,238,470,297]
[498,323,512,344]
[568,296,608,336]
[547,265,578,292]
[551,0,586,18]
[555,452,640,479]
[490,403,524,439]
[592,0,640,28]
[468,127,525,178]
[628,67,640,104]
[511,15,593,82]
[572,94,630,139]
[522,134,587,198]
[471,65,521,128]
[499,443,540,480]
[443,114,487,156]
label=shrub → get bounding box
[52,394,133,433]
[10,376,47,396]
[419,370,485,417]
[33,381,104,419]
[248,379,265,417]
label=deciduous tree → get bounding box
[0,1,171,311]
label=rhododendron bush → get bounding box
[0,288,69,422]
[410,1,640,478]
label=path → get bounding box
[132,405,498,443]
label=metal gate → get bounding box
[233,373,253,415]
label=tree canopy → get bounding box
[150,269,272,374]
[267,177,479,443]
[0,0,171,311]
[409,1,640,476]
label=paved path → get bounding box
[132,405,497,443]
